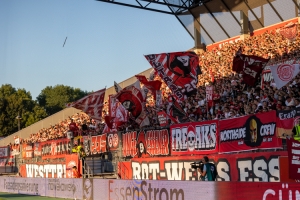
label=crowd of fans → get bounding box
[141,22,300,127]
[19,112,103,144]
[14,21,300,144]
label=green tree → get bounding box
[37,84,89,115]
[0,84,48,136]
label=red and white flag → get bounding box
[67,88,106,120]
[115,81,149,127]
[280,22,298,40]
[270,63,300,89]
[232,52,269,86]
[145,51,201,101]
[135,75,162,100]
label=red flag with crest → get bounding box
[115,81,149,127]
[67,88,105,120]
[145,51,201,101]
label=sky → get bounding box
[0,0,194,100]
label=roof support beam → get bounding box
[203,3,230,38]
[188,9,215,43]
[266,0,284,21]
[243,0,264,28]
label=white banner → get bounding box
[270,63,300,89]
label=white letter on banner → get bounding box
[26,164,33,178]
[34,164,39,178]
[253,159,268,182]
[149,163,159,180]
[141,163,149,180]
[238,160,253,181]
[165,162,183,180]
[132,162,141,180]
[38,165,44,178]
[57,164,63,178]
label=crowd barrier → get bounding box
[0,177,299,200]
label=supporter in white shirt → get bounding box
[198,98,206,107]
[285,96,295,107]
[224,107,230,119]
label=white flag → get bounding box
[270,63,300,89]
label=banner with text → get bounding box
[38,138,71,159]
[276,108,300,138]
[118,151,286,182]
[219,111,282,153]
[122,129,169,158]
[286,138,300,180]
[19,154,79,178]
[170,120,219,155]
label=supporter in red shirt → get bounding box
[69,119,79,137]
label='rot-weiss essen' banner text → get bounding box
[119,151,286,182]
[170,120,218,155]
[219,111,282,153]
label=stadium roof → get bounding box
[96,0,300,45]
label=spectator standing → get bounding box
[199,156,217,181]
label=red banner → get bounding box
[90,134,107,154]
[19,154,79,178]
[286,138,300,180]
[122,129,169,158]
[170,120,219,155]
[219,111,282,153]
[40,138,71,159]
[119,151,287,182]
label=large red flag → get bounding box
[145,51,201,101]
[115,81,149,127]
[232,53,269,86]
[67,88,105,120]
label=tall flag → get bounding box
[135,75,162,100]
[145,51,201,101]
[167,95,186,122]
[269,63,300,89]
[115,81,150,127]
[106,95,128,131]
[114,81,122,93]
[232,51,269,86]
[67,88,106,120]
